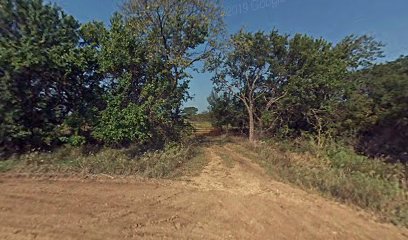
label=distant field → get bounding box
[190,121,218,136]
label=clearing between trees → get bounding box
[1,140,407,240]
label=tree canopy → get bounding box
[0,0,406,163]
[183,107,199,118]
[0,0,104,152]
[209,29,383,143]
[0,0,224,153]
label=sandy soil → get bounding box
[0,144,407,240]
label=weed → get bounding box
[1,138,205,179]
[232,137,408,227]
[0,160,18,173]
[218,151,235,168]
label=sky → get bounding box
[49,0,408,112]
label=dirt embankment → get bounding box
[1,144,407,240]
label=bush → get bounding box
[68,135,87,147]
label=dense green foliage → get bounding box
[207,91,246,130]
[0,0,223,153]
[352,57,408,161]
[0,0,406,166]
[182,107,199,118]
[209,30,383,142]
[93,0,225,146]
[208,29,406,162]
[0,0,104,154]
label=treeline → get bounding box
[208,31,407,162]
[1,0,406,163]
[0,0,223,155]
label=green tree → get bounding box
[91,14,158,146]
[350,56,408,161]
[273,35,383,144]
[210,30,287,142]
[0,0,103,152]
[210,29,383,143]
[207,91,246,131]
[183,107,199,118]
[93,0,224,146]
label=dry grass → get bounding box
[228,137,408,227]
[217,151,236,168]
[191,121,213,129]
[0,137,207,179]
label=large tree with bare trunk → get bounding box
[210,30,288,142]
[210,29,383,143]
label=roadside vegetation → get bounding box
[225,137,408,227]
[0,0,219,177]
[206,22,408,227]
[1,0,407,229]
[0,136,207,178]
[0,0,223,156]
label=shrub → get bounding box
[68,135,87,147]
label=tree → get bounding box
[211,31,277,141]
[210,29,383,143]
[0,0,103,152]
[207,91,246,131]
[90,14,160,146]
[210,30,293,142]
[272,35,383,143]
[121,0,224,94]
[122,0,224,64]
[122,0,224,124]
[93,0,224,146]
[349,56,408,161]
[183,107,199,118]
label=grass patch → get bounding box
[0,160,18,173]
[218,151,235,168]
[191,121,213,129]
[174,147,208,177]
[1,137,206,179]
[232,138,408,227]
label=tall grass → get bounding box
[234,138,408,227]
[1,137,206,179]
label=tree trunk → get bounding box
[247,104,255,143]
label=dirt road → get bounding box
[1,144,407,240]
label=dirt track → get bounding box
[1,144,407,240]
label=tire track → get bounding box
[0,141,407,239]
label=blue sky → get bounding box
[50,0,408,111]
